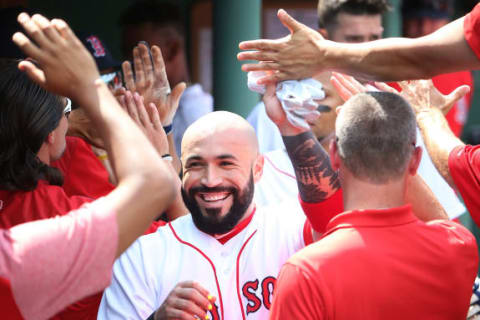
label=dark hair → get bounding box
[318,0,391,29]
[0,59,64,191]
[119,0,184,35]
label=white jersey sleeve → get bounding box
[98,237,158,320]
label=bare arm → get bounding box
[238,10,480,83]
[397,80,468,188]
[13,13,176,257]
[406,174,448,221]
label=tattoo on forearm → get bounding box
[283,131,340,203]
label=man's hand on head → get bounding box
[12,13,100,100]
[238,9,326,84]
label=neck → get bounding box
[341,176,407,212]
[36,144,50,165]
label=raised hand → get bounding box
[398,80,470,116]
[238,9,325,84]
[12,13,99,100]
[154,281,216,320]
[121,43,186,126]
[117,90,168,156]
[262,83,310,136]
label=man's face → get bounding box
[308,71,344,142]
[328,13,383,43]
[181,130,257,235]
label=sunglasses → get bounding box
[64,98,72,118]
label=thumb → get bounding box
[170,82,187,107]
[18,60,46,87]
[277,9,303,33]
[443,85,470,115]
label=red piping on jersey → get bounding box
[264,154,296,180]
[236,230,257,320]
[168,223,225,319]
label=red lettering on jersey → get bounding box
[261,276,276,310]
[208,302,220,320]
[242,279,261,315]
[86,36,106,58]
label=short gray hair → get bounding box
[335,92,416,184]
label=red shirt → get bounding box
[465,3,480,60]
[52,136,114,198]
[270,205,478,320]
[449,145,480,225]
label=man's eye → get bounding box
[220,161,234,166]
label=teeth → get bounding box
[200,193,229,202]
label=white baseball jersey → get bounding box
[254,128,466,219]
[98,203,309,320]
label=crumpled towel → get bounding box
[247,71,325,129]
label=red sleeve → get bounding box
[52,137,114,199]
[299,189,344,233]
[448,145,480,225]
[464,3,480,61]
[269,263,325,320]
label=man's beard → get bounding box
[181,173,255,235]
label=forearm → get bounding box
[406,174,448,221]
[75,81,175,255]
[325,18,475,81]
[282,131,339,203]
[167,133,181,174]
[416,109,465,188]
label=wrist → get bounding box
[278,123,310,137]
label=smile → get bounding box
[198,192,230,202]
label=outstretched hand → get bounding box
[238,9,325,85]
[12,13,100,100]
[398,80,470,116]
[330,73,470,117]
[119,43,186,126]
[117,90,168,156]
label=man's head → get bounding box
[180,111,264,235]
[332,92,420,184]
[317,0,390,42]
[119,0,187,86]
[0,59,68,191]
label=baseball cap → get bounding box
[78,32,120,72]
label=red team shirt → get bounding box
[269,205,478,319]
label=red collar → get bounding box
[215,207,256,245]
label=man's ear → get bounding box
[46,131,55,145]
[408,146,422,176]
[318,28,329,39]
[329,139,340,171]
[253,154,264,183]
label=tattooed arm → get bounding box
[262,84,340,203]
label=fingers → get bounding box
[138,42,155,88]
[12,31,45,62]
[374,81,398,94]
[238,52,278,64]
[147,103,163,130]
[443,85,470,115]
[50,19,73,40]
[31,14,63,44]
[17,60,46,85]
[238,39,282,52]
[151,45,171,91]
[330,72,364,101]
[125,91,140,123]
[277,9,304,33]
[330,76,354,102]
[133,46,146,88]
[170,82,187,108]
[122,61,135,91]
